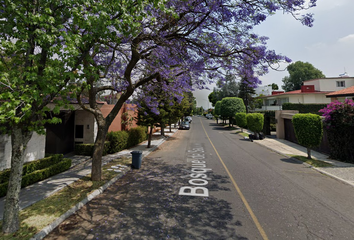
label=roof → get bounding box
[326,86,354,98]
[304,77,354,83]
[261,90,333,98]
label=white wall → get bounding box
[315,77,354,92]
[74,110,96,144]
[0,132,46,171]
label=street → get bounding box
[45,117,354,239]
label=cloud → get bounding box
[338,34,354,44]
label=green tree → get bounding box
[268,83,279,90]
[220,97,246,127]
[214,101,222,124]
[282,61,325,92]
[208,91,218,107]
[292,113,323,159]
[238,79,256,113]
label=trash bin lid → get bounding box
[131,150,142,154]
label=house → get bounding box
[0,92,139,171]
[326,85,354,102]
[259,77,354,110]
[45,101,138,155]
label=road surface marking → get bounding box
[200,118,269,240]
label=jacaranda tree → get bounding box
[74,0,318,183]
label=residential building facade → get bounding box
[259,77,354,110]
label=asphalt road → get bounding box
[45,117,354,240]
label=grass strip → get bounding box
[290,155,333,168]
[235,131,249,137]
[0,157,131,240]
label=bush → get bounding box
[235,113,247,130]
[319,100,354,162]
[75,142,110,156]
[292,113,323,159]
[127,126,147,147]
[283,103,327,115]
[246,113,264,133]
[107,131,129,154]
[0,154,63,184]
[0,158,72,197]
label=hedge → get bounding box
[0,158,71,197]
[235,113,247,130]
[107,131,129,154]
[74,141,110,156]
[282,103,328,115]
[127,126,147,147]
[0,154,64,184]
[246,113,264,133]
[292,113,323,159]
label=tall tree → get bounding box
[220,97,246,127]
[282,61,325,92]
[77,0,318,182]
[238,78,256,113]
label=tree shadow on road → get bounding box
[46,157,249,240]
[280,157,303,164]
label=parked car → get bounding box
[185,116,192,123]
[205,114,213,119]
[179,121,190,130]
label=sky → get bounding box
[194,0,354,109]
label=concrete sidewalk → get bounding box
[255,136,354,187]
[0,128,178,221]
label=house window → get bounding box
[336,81,345,87]
[75,125,84,138]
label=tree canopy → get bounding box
[282,61,325,92]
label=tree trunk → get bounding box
[147,125,153,148]
[91,118,108,181]
[2,127,32,233]
[307,147,312,159]
[161,126,165,136]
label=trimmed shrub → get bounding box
[283,103,327,115]
[127,126,147,147]
[246,113,264,133]
[21,158,72,187]
[0,154,63,184]
[75,142,110,156]
[235,113,247,131]
[292,113,323,159]
[0,158,72,197]
[107,131,129,154]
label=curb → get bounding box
[251,136,354,189]
[30,170,128,240]
[30,130,177,240]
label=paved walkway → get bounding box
[0,128,178,220]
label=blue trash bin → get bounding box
[131,151,143,169]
